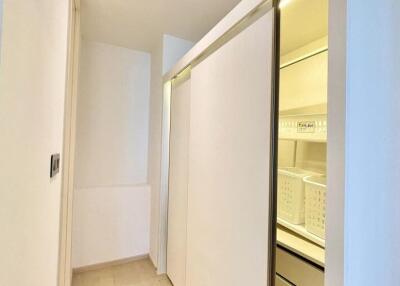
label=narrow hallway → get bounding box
[72,258,172,286]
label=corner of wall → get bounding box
[148,36,164,267]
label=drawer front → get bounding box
[276,274,294,286]
[276,247,324,286]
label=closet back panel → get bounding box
[280,51,328,112]
[186,10,274,286]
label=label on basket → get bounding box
[297,121,316,133]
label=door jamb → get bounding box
[157,81,173,274]
[58,0,80,285]
[268,1,280,285]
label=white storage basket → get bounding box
[304,176,327,239]
[277,168,316,225]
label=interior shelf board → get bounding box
[278,136,327,143]
[277,217,325,248]
[277,227,325,268]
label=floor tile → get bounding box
[72,259,172,286]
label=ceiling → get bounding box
[80,0,241,52]
[81,0,328,55]
[280,0,328,55]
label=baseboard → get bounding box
[72,254,149,274]
[149,253,157,269]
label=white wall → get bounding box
[148,34,193,266]
[72,185,150,268]
[74,33,193,269]
[163,34,194,75]
[328,1,400,285]
[148,36,164,266]
[75,41,150,188]
[344,1,400,285]
[0,0,70,285]
[72,40,151,268]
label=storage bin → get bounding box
[304,176,327,239]
[277,168,316,224]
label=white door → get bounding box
[186,10,275,286]
[167,76,191,286]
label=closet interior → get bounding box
[276,0,328,285]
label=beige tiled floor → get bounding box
[72,258,172,286]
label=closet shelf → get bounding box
[278,217,325,248]
[277,227,325,267]
[279,113,327,142]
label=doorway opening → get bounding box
[275,0,329,285]
[61,1,242,286]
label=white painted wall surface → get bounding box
[75,41,150,188]
[0,0,70,285]
[162,34,194,75]
[344,1,400,285]
[148,34,193,266]
[148,37,164,266]
[72,185,150,268]
[73,40,151,267]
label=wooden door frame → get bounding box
[58,0,80,285]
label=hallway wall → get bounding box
[0,0,70,285]
[72,185,150,268]
[72,40,151,268]
[74,41,150,188]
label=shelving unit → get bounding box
[277,42,328,276]
[277,114,327,249]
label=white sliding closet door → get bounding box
[167,76,191,286]
[186,10,275,286]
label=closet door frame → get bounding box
[157,1,280,285]
[166,73,191,286]
[157,0,350,284]
[58,1,81,285]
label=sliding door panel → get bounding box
[167,76,191,286]
[186,10,275,286]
